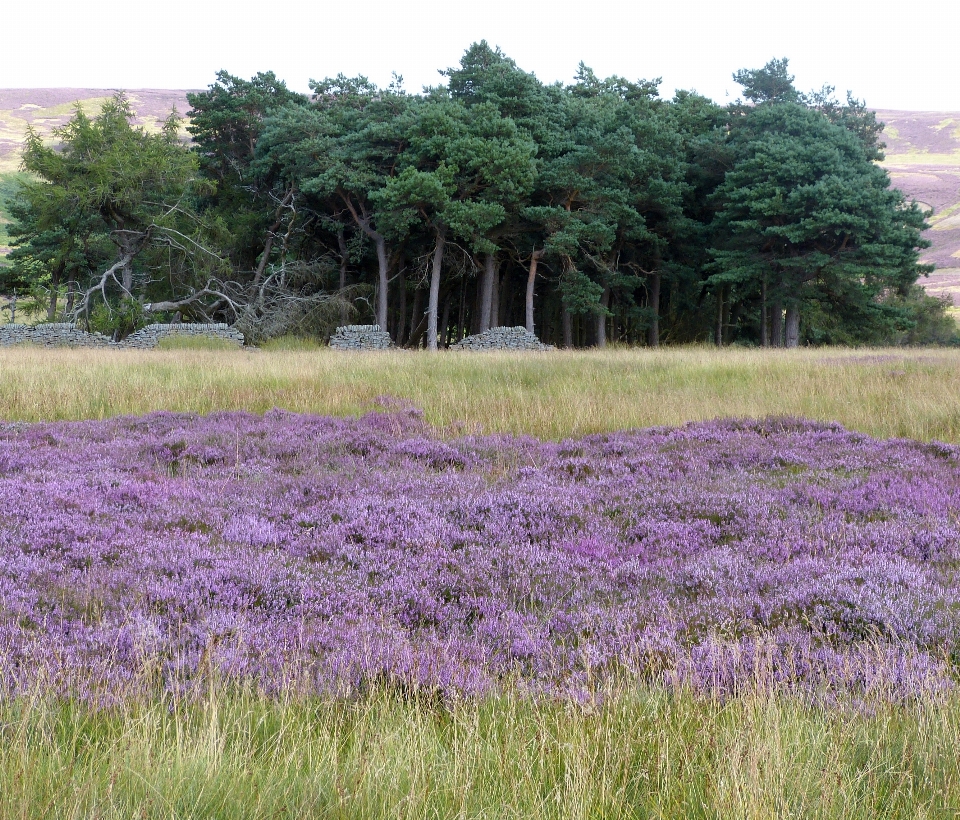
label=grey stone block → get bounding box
[329,325,393,350]
[0,322,245,350]
[452,326,553,351]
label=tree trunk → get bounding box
[562,304,573,349]
[251,188,294,292]
[440,290,453,347]
[491,265,501,329]
[458,276,467,341]
[760,276,769,347]
[772,297,783,348]
[426,225,446,351]
[647,272,660,348]
[471,274,483,335]
[341,194,389,330]
[729,301,741,344]
[120,255,134,295]
[47,260,64,321]
[715,287,724,346]
[337,230,349,326]
[785,304,800,348]
[407,314,428,349]
[595,285,610,348]
[480,253,497,332]
[526,250,542,333]
[374,235,389,330]
[396,269,407,346]
[409,287,423,347]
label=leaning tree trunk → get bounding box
[647,272,660,348]
[252,189,294,286]
[785,304,800,348]
[341,195,390,330]
[426,225,446,351]
[526,250,542,333]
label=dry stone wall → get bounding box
[0,322,244,349]
[452,326,553,351]
[120,323,244,349]
[329,325,392,350]
[0,323,113,348]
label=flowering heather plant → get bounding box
[0,405,958,702]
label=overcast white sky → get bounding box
[3,0,957,110]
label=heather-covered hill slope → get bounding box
[877,110,960,303]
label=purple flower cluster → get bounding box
[1,406,958,701]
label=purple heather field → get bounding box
[1,405,958,702]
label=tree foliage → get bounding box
[4,94,230,333]
[3,49,946,347]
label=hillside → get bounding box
[877,110,960,304]
[1,91,958,304]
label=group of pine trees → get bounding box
[2,45,953,347]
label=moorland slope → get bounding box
[877,110,960,303]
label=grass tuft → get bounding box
[154,334,242,352]
[258,334,324,351]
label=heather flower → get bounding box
[0,410,957,702]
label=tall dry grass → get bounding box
[2,684,959,819]
[1,345,959,441]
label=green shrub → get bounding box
[88,297,148,340]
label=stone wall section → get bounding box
[329,325,393,350]
[452,326,553,351]
[120,323,244,349]
[0,323,113,348]
[0,322,244,349]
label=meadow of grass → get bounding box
[2,344,960,441]
[3,684,959,819]
[3,344,960,817]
